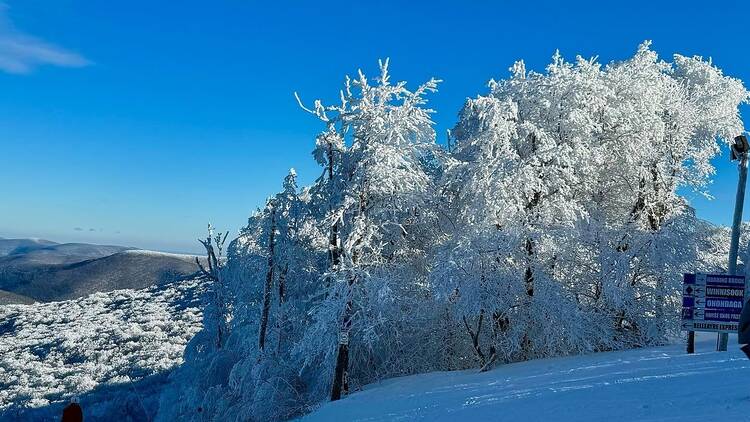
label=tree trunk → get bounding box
[330,222,341,267]
[258,207,277,351]
[521,232,535,358]
[278,263,287,304]
[330,190,366,401]
[330,341,350,400]
[330,266,356,400]
[523,190,540,298]
[277,263,288,353]
[463,310,487,367]
[328,140,342,268]
[524,238,535,297]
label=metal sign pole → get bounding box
[719,150,748,351]
[687,330,695,354]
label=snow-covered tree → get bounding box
[196,224,230,350]
[155,44,748,421]
[432,41,747,366]
[296,58,442,400]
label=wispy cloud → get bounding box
[0,3,89,74]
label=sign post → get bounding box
[719,135,750,351]
[682,273,745,351]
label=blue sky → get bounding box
[0,1,748,253]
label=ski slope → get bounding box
[303,334,750,421]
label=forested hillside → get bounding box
[0,276,205,420]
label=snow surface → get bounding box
[303,334,750,422]
[0,276,205,417]
[120,249,199,260]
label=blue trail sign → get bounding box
[681,273,746,333]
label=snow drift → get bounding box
[303,334,750,421]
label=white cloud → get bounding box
[0,3,89,74]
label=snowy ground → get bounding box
[303,333,750,421]
[0,276,205,418]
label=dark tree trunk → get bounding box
[463,310,487,366]
[330,190,366,401]
[330,221,341,267]
[521,190,540,359]
[278,263,287,304]
[258,207,277,351]
[277,263,288,353]
[524,238,535,297]
[330,341,350,400]
[330,269,356,400]
[523,190,540,298]
[327,140,342,268]
[629,165,666,232]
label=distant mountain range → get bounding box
[0,237,201,304]
[0,238,59,256]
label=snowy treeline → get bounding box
[157,43,749,421]
[0,276,205,420]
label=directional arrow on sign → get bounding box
[684,285,705,296]
[694,309,705,319]
[696,274,708,285]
